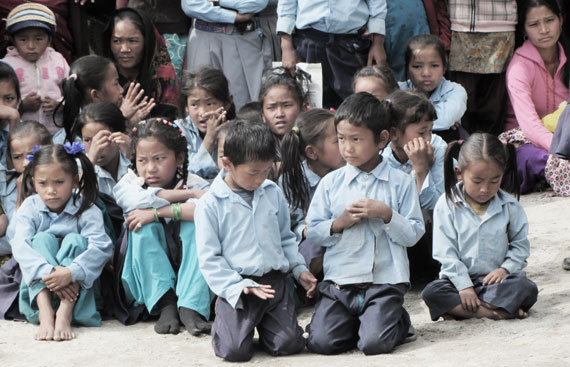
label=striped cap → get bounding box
[5,3,56,36]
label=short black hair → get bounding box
[223,120,277,166]
[334,92,392,143]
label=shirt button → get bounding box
[364,174,369,179]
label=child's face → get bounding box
[524,6,562,54]
[187,87,227,134]
[92,64,124,106]
[10,135,41,174]
[457,160,503,206]
[0,80,18,109]
[110,19,145,75]
[309,119,345,175]
[408,45,444,95]
[135,137,184,188]
[222,158,273,192]
[12,28,51,63]
[337,119,388,173]
[33,162,78,214]
[216,132,227,170]
[353,77,390,101]
[390,119,434,159]
[262,85,302,137]
[82,122,120,170]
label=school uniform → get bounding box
[399,78,468,142]
[11,195,113,326]
[95,152,130,198]
[305,159,424,354]
[195,170,308,361]
[277,0,387,108]
[113,172,213,319]
[176,115,219,179]
[182,0,271,110]
[421,186,538,320]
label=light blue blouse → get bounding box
[306,159,424,285]
[176,116,219,180]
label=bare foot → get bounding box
[53,300,76,341]
[35,309,55,341]
[478,304,514,320]
[35,289,55,341]
[517,308,529,319]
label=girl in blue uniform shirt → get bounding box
[399,34,467,143]
[11,143,113,341]
[113,118,213,335]
[176,67,236,180]
[421,133,538,320]
[280,108,345,276]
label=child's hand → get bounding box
[87,130,112,164]
[41,96,59,115]
[482,268,508,286]
[0,213,8,237]
[0,105,20,131]
[43,266,72,291]
[109,132,131,158]
[347,198,392,223]
[126,209,155,232]
[54,282,80,302]
[298,271,317,298]
[22,92,41,112]
[120,82,145,120]
[404,137,435,173]
[331,208,361,233]
[459,287,480,313]
[202,107,227,152]
[243,284,275,300]
[133,98,156,123]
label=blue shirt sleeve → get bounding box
[306,176,342,248]
[365,0,387,35]
[113,173,170,214]
[432,80,468,131]
[501,202,530,274]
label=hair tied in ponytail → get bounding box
[63,142,85,156]
[292,126,300,135]
[67,73,78,81]
[458,139,464,146]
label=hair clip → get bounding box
[26,145,43,162]
[292,126,300,135]
[63,142,85,155]
[67,73,77,81]
[329,107,336,113]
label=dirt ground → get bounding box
[1,192,569,367]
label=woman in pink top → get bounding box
[500,0,569,193]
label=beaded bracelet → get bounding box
[153,208,159,222]
[171,203,182,221]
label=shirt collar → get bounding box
[453,182,518,214]
[345,157,389,183]
[37,194,81,216]
[210,168,271,200]
[302,160,322,189]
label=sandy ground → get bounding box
[1,192,570,367]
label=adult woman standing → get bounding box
[103,8,179,120]
[500,0,569,193]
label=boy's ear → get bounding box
[305,144,318,161]
[377,129,390,149]
[220,156,234,171]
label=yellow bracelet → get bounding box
[153,208,159,222]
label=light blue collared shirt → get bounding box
[433,186,530,291]
[399,78,467,131]
[182,0,269,24]
[0,125,8,167]
[382,133,447,210]
[176,116,219,180]
[95,152,131,198]
[306,159,424,285]
[0,166,17,220]
[195,170,309,309]
[113,170,210,216]
[10,195,113,289]
[277,0,387,35]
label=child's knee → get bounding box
[267,330,305,356]
[30,232,58,253]
[214,337,254,362]
[307,329,343,355]
[62,233,88,252]
[359,333,397,355]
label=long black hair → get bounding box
[443,133,519,205]
[58,55,116,142]
[280,108,335,212]
[22,144,98,217]
[74,101,126,139]
[129,117,189,188]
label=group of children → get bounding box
[0,1,543,362]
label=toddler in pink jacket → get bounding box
[2,3,69,134]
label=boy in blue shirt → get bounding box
[305,92,424,355]
[195,120,317,362]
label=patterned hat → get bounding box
[5,3,57,36]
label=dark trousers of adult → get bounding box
[447,71,507,136]
[306,281,411,355]
[294,28,369,109]
[211,271,305,362]
[408,209,440,284]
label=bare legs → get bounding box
[34,287,77,341]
